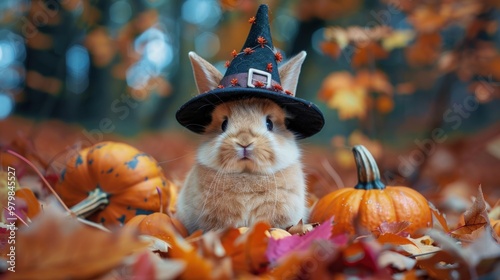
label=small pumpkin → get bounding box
[54,142,173,228]
[309,145,432,236]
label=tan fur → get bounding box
[177,99,307,233]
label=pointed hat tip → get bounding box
[241,4,273,50]
[256,4,269,21]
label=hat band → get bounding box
[219,70,281,90]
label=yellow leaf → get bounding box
[327,87,368,120]
[382,30,415,51]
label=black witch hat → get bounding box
[176,4,324,139]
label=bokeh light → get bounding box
[110,0,133,24]
[194,32,220,58]
[66,45,90,94]
[274,13,298,42]
[182,0,221,28]
[142,0,166,8]
[0,41,16,68]
[126,60,153,89]
[0,67,21,90]
[312,27,326,55]
[0,32,26,95]
[0,92,13,119]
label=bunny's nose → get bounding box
[237,143,253,159]
[237,143,252,149]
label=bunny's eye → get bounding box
[221,118,228,132]
[266,117,273,131]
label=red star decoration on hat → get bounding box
[244,48,255,55]
[257,36,267,48]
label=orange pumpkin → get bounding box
[126,212,188,238]
[309,145,432,236]
[54,142,173,228]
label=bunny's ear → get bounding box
[189,51,223,94]
[278,51,307,97]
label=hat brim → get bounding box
[175,87,325,139]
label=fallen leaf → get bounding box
[430,203,451,233]
[377,233,418,256]
[165,225,214,279]
[5,205,147,280]
[223,222,270,275]
[286,219,318,235]
[139,235,170,255]
[270,240,340,279]
[337,238,392,278]
[130,251,156,279]
[374,221,411,236]
[266,218,333,262]
[417,250,475,280]
[464,229,500,275]
[110,250,185,279]
[378,250,416,271]
[195,231,234,279]
[15,188,41,222]
[451,186,489,238]
[402,235,441,257]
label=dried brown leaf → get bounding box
[374,221,411,236]
[451,186,489,238]
[286,219,318,235]
[5,206,147,280]
[417,250,475,280]
[429,203,450,233]
[378,250,416,271]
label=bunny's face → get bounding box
[197,98,301,174]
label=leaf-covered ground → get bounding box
[1,117,500,279]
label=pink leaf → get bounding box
[266,218,335,262]
[131,251,157,279]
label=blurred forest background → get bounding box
[1,0,500,206]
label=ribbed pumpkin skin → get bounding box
[309,186,432,235]
[54,142,171,227]
[309,145,432,236]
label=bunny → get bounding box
[176,52,311,234]
[175,4,324,233]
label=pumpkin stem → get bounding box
[352,145,386,190]
[70,188,109,218]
